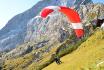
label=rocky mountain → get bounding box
[0,0,93,52]
[3,3,104,59]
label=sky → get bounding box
[0,0,104,30]
[0,0,40,29]
[93,0,104,4]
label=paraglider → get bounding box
[40,6,84,38]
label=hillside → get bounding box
[43,29,104,70]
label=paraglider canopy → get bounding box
[40,6,84,38]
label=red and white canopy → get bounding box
[40,6,84,38]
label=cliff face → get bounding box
[0,0,92,51]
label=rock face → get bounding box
[0,0,93,52]
[79,3,104,21]
[25,14,71,43]
[0,7,34,51]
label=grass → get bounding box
[3,40,60,70]
[43,29,104,70]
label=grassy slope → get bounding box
[43,29,104,70]
[3,43,59,70]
